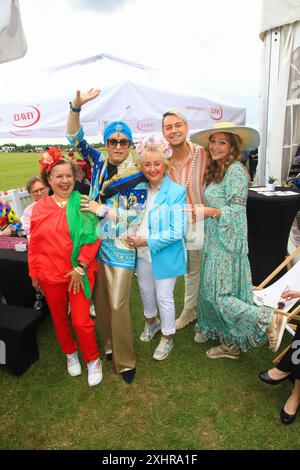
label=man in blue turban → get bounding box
[67,89,147,384]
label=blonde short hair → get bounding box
[137,141,170,174]
[162,108,188,127]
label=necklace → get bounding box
[52,195,68,207]
[148,181,163,194]
[184,147,199,187]
[170,146,199,188]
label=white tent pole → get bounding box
[258,28,281,185]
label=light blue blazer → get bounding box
[145,175,187,280]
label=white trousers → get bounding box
[136,258,177,336]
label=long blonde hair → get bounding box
[205,133,243,185]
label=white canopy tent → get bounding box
[0,0,27,65]
[0,54,246,140]
[256,0,300,185]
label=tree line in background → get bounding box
[0,143,104,153]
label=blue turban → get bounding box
[103,121,133,144]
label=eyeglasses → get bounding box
[106,138,131,149]
[31,187,47,195]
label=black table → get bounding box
[0,248,37,308]
[0,304,42,375]
[247,188,300,285]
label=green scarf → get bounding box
[66,191,99,299]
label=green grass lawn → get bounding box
[0,149,108,192]
[0,278,299,450]
[0,153,41,191]
[0,155,299,450]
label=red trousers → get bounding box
[40,275,99,364]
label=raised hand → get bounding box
[72,88,101,108]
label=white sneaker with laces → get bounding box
[140,318,161,342]
[87,358,103,386]
[66,351,82,376]
[153,337,174,361]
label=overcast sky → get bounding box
[1,0,263,128]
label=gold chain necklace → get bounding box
[52,195,68,207]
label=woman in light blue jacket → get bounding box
[128,138,187,360]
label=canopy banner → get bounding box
[0,81,246,140]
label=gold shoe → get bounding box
[206,344,240,359]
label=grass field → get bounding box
[0,279,298,450]
[0,150,108,192]
[0,152,42,191]
[0,154,299,450]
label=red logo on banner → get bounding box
[12,105,41,128]
[137,120,157,131]
[209,105,223,121]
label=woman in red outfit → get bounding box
[28,147,102,386]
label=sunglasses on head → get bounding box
[106,138,131,149]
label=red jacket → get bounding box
[28,196,100,283]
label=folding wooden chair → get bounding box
[253,246,300,362]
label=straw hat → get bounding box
[190,121,260,151]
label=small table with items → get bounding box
[0,237,35,308]
[247,187,300,286]
[0,237,46,375]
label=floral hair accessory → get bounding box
[39,147,65,174]
[135,136,172,159]
[74,158,92,179]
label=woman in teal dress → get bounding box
[190,122,287,359]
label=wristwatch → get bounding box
[69,101,81,113]
[78,263,88,274]
[96,204,109,219]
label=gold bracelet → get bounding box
[212,209,219,219]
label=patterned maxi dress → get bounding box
[195,162,274,352]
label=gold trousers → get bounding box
[94,261,135,374]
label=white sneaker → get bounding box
[89,304,96,317]
[153,337,174,361]
[87,358,103,387]
[66,351,82,376]
[194,332,207,344]
[140,318,161,342]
